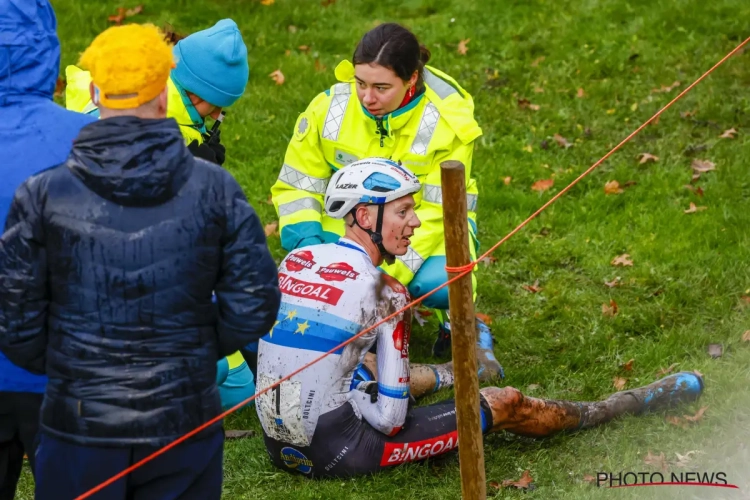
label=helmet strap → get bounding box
[349,204,396,265]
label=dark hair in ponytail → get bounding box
[353,23,430,88]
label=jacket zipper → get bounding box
[376,118,387,147]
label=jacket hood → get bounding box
[0,0,60,103]
[68,117,194,206]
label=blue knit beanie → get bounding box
[171,19,249,108]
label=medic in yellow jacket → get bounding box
[65,19,249,166]
[272,23,482,353]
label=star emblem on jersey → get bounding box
[295,320,310,335]
[285,309,298,321]
[269,320,279,338]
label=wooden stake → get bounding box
[440,160,486,500]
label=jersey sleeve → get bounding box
[350,280,411,436]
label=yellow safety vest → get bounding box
[271,61,482,286]
[63,66,204,146]
[226,350,246,371]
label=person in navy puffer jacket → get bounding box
[0,0,95,495]
[0,23,281,500]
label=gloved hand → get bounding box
[188,130,226,166]
[358,381,379,403]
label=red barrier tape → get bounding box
[75,35,750,499]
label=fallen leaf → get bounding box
[602,300,619,317]
[517,98,540,111]
[707,344,723,358]
[694,369,703,377]
[298,45,310,52]
[457,39,470,55]
[553,133,573,148]
[604,277,621,288]
[284,49,291,56]
[523,144,533,153]
[531,179,554,192]
[613,376,627,390]
[622,180,637,188]
[651,81,681,94]
[321,0,336,6]
[667,415,689,430]
[269,69,285,85]
[604,180,623,195]
[644,451,668,472]
[530,56,545,67]
[314,58,327,72]
[54,77,66,98]
[651,115,661,126]
[741,296,750,306]
[488,480,501,490]
[691,159,715,173]
[622,358,635,371]
[657,363,679,375]
[225,429,256,439]
[476,313,493,325]
[611,254,633,267]
[502,470,534,489]
[261,0,275,4]
[521,279,543,294]
[527,384,541,390]
[124,4,143,16]
[577,88,585,98]
[287,25,297,33]
[742,330,750,342]
[264,221,279,237]
[638,152,659,164]
[683,185,704,197]
[583,475,596,484]
[680,110,696,119]
[265,194,274,205]
[719,128,737,139]
[107,7,126,24]
[684,202,707,214]
[673,451,702,468]
[534,86,544,93]
[479,255,497,267]
[503,176,512,185]
[683,406,708,422]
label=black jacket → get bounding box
[0,117,280,446]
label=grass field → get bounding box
[16,0,750,498]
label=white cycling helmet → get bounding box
[325,157,421,263]
[324,157,421,218]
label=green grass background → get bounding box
[17,0,750,498]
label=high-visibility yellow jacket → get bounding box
[271,60,482,287]
[64,65,205,145]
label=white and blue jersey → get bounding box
[255,238,412,445]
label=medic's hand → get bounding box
[188,134,226,166]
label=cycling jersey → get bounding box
[256,238,493,477]
[256,238,411,442]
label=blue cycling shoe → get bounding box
[432,316,504,381]
[607,371,704,415]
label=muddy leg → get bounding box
[479,372,704,438]
[362,353,454,399]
